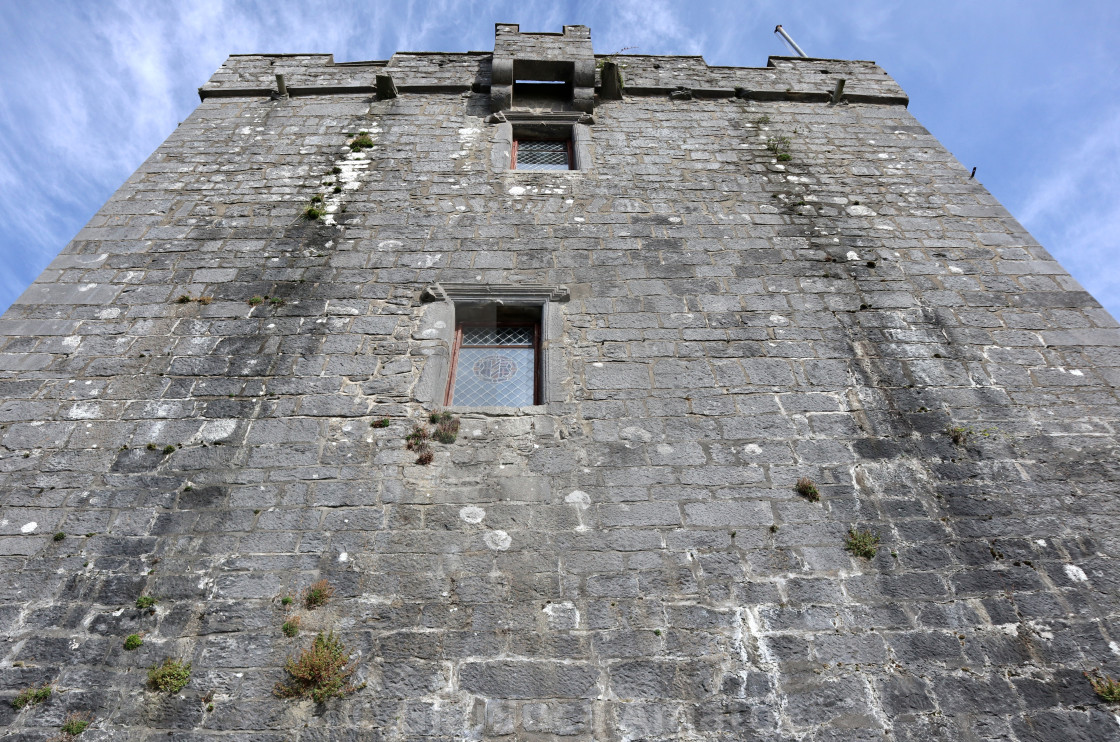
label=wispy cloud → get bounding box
[1016,105,1120,317]
[598,0,704,56]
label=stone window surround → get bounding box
[415,283,569,410]
[490,116,592,172]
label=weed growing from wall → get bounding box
[1086,668,1120,702]
[407,413,460,463]
[303,579,334,609]
[148,658,191,694]
[844,529,880,559]
[59,711,94,736]
[274,631,360,703]
[795,477,820,502]
[282,616,302,638]
[766,135,792,161]
[947,426,971,445]
[406,424,433,465]
[431,412,460,444]
[349,132,374,152]
[11,684,51,709]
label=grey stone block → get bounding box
[459,661,600,699]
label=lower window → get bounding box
[446,305,540,406]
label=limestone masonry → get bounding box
[2,22,1119,741]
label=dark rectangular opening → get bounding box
[512,81,572,111]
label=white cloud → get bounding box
[1015,106,1120,318]
[599,0,705,56]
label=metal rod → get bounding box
[774,25,807,58]
[831,79,846,104]
[275,73,288,97]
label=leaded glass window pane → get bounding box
[452,346,535,406]
[451,323,537,407]
[461,326,534,346]
[516,140,570,170]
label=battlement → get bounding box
[199,24,907,105]
[494,23,594,60]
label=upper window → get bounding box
[446,305,541,406]
[512,139,572,171]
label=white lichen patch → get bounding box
[322,130,378,225]
[1064,564,1088,583]
[66,402,101,420]
[619,426,653,443]
[565,491,591,509]
[460,506,486,524]
[452,125,480,159]
[483,530,511,551]
[198,419,237,443]
[543,601,580,629]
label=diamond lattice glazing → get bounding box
[516,141,569,170]
[461,326,534,346]
[452,347,535,406]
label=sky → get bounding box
[1,1,1119,318]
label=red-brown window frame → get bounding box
[444,321,541,406]
[511,139,574,171]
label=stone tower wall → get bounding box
[1,24,1119,741]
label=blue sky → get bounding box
[2,1,1119,318]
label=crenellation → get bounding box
[200,49,906,107]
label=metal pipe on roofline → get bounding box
[774,25,808,58]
